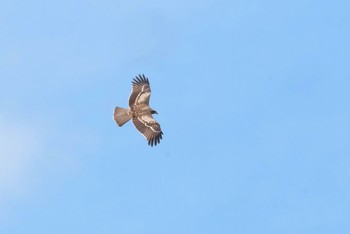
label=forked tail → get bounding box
[114,107,131,127]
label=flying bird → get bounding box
[114,74,163,146]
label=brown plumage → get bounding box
[114,74,163,146]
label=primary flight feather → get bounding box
[114,74,163,146]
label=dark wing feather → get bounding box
[132,115,163,146]
[129,74,151,107]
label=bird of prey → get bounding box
[114,74,163,146]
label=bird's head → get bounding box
[150,109,158,115]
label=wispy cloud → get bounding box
[0,117,45,202]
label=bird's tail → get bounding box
[114,107,131,127]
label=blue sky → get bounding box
[1,0,349,233]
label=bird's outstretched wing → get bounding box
[129,74,151,107]
[132,114,163,146]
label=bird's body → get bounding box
[130,104,153,117]
[114,75,163,146]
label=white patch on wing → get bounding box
[150,126,158,132]
[140,115,155,123]
[137,92,150,104]
[134,85,151,104]
[138,115,160,133]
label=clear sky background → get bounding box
[1,0,349,233]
